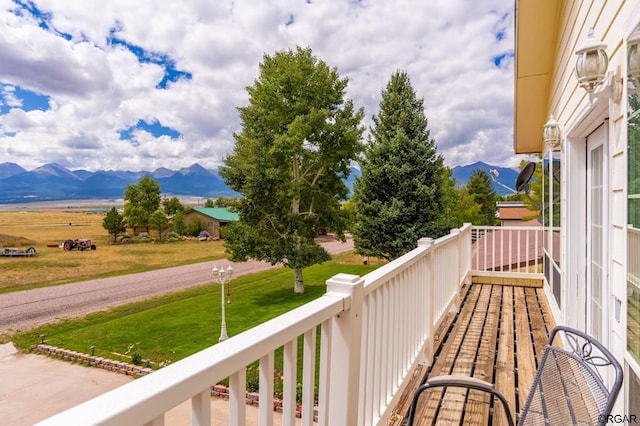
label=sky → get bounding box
[0,0,527,172]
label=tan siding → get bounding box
[547,1,627,132]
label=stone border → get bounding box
[32,344,153,377]
[211,384,317,421]
[32,344,318,420]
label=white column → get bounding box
[323,273,364,426]
[191,390,210,426]
[418,238,434,363]
[229,369,246,426]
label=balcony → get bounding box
[37,224,551,426]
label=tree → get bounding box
[220,46,364,293]
[186,217,206,237]
[162,196,184,215]
[203,199,215,208]
[123,176,161,229]
[102,207,126,242]
[172,210,186,235]
[214,197,241,210]
[149,210,170,240]
[466,169,498,225]
[435,167,483,229]
[352,71,446,261]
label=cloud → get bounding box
[0,0,526,172]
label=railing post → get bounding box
[417,238,434,364]
[229,370,246,426]
[192,389,211,426]
[449,228,462,313]
[323,273,364,426]
[462,223,472,283]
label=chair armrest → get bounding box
[426,375,494,392]
[406,375,515,426]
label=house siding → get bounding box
[517,0,640,417]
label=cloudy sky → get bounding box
[0,0,525,173]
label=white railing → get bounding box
[38,224,473,426]
[357,224,472,424]
[471,225,544,279]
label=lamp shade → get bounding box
[629,32,640,91]
[543,115,561,148]
[575,28,609,93]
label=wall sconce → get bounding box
[543,115,561,150]
[575,28,622,102]
[629,31,640,92]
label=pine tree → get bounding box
[352,71,446,261]
[466,169,498,225]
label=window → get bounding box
[629,79,640,363]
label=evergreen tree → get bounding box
[466,169,498,225]
[219,46,364,293]
[436,167,483,229]
[352,71,446,261]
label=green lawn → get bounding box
[12,258,378,370]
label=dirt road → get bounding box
[0,237,354,335]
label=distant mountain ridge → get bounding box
[0,162,236,204]
[451,161,520,196]
[0,161,518,204]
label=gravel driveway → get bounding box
[0,237,354,335]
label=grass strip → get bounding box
[12,258,378,367]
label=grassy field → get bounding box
[0,211,227,293]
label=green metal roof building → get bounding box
[184,207,239,239]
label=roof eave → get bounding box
[514,0,561,154]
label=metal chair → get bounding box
[406,325,623,425]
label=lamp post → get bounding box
[212,265,233,342]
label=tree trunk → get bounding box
[294,268,305,294]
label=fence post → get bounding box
[323,273,364,426]
[462,223,472,284]
[449,228,462,313]
[417,238,434,364]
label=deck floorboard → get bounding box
[400,282,555,425]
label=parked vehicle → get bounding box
[62,239,96,251]
[1,247,37,257]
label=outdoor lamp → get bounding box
[212,264,233,342]
[543,115,561,149]
[575,28,609,93]
[629,31,640,92]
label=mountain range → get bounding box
[0,161,520,204]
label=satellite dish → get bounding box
[516,162,536,192]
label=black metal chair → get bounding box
[406,325,623,425]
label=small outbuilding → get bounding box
[183,207,239,239]
[496,201,539,226]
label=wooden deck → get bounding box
[392,283,556,425]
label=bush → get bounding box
[186,218,206,237]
